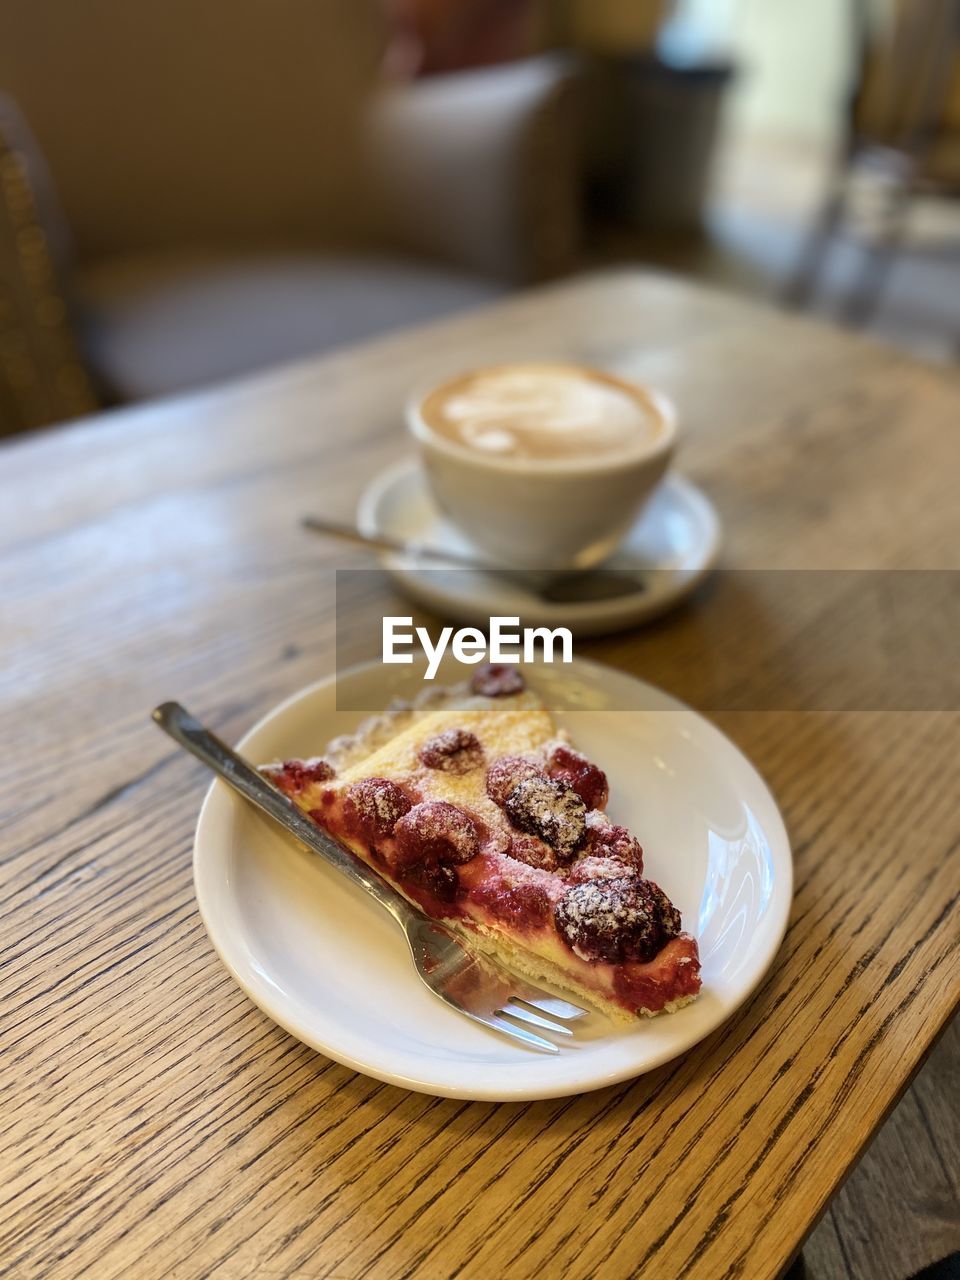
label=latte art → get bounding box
[421,363,660,462]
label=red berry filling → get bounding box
[613,936,701,1011]
[469,876,552,931]
[270,757,335,794]
[394,800,480,868]
[506,832,559,873]
[485,755,544,807]
[344,777,411,840]
[418,728,484,775]
[547,745,609,812]
[470,664,525,697]
[582,815,644,874]
[406,861,461,904]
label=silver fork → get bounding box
[153,702,588,1053]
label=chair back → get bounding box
[853,0,960,149]
[0,0,385,259]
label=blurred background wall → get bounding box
[1,0,958,437]
[698,0,853,146]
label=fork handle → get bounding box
[153,702,417,929]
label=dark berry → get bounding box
[394,801,480,867]
[504,776,586,862]
[344,778,411,840]
[418,728,483,774]
[554,878,681,963]
[470,664,525,697]
[548,745,609,812]
[485,755,545,807]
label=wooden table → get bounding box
[1,272,957,1280]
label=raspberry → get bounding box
[583,815,644,874]
[485,755,544,807]
[394,801,480,867]
[407,861,461,904]
[470,664,525,697]
[344,778,411,840]
[506,833,559,872]
[554,878,681,963]
[270,757,335,795]
[418,728,483,775]
[504,776,586,862]
[548,745,609,812]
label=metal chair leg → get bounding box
[840,179,912,325]
[782,176,850,308]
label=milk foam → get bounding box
[422,364,657,461]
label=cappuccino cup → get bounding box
[406,362,677,571]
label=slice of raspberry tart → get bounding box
[262,665,700,1020]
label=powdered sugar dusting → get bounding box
[506,832,559,872]
[485,754,545,807]
[344,778,411,838]
[504,776,586,861]
[582,813,644,873]
[567,855,635,883]
[555,877,681,963]
[418,728,484,774]
[395,800,480,866]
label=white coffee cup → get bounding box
[406,362,677,571]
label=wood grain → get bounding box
[1,272,958,1280]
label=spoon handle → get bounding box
[301,516,492,571]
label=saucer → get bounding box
[356,461,720,636]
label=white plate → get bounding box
[194,657,791,1101]
[356,461,721,636]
